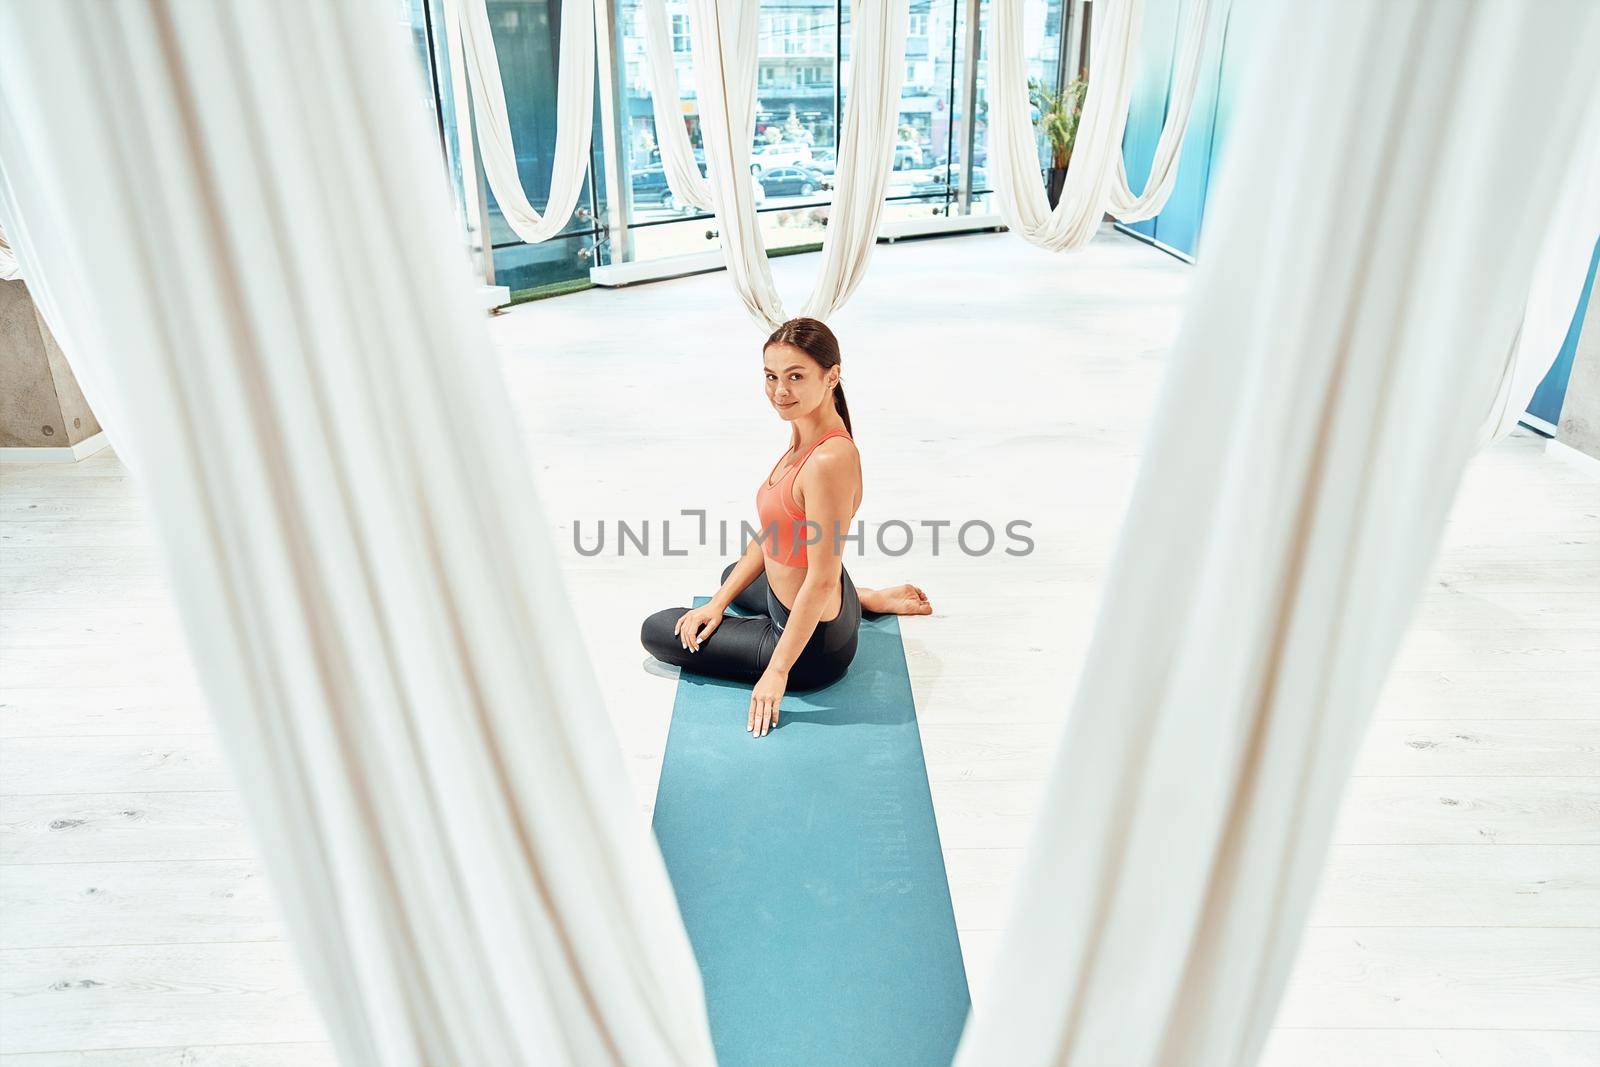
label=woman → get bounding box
[640,317,932,738]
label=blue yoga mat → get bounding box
[652,597,970,1067]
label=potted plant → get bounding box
[1029,75,1087,209]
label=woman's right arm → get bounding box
[709,535,765,612]
[677,537,765,653]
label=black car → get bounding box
[630,164,692,212]
[758,166,825,198]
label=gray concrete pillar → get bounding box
[1556,285,1600,462]
[0,278,102,457]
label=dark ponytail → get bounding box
[764,316,853,436]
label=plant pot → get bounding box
[1045,165,1069,209]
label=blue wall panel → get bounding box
[1117,0,1264,256]
[1120,0,1591,430]
[1148,0,1230,255]
[1119,0,1184,239]
[1527,235,1600,426]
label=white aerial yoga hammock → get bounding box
[952,3,1600,1064]
[2,2,1597,1067]
[648,0,909,330]
[639,0,712,212]
[989,0,1211,250]
[450,0,596,245]
[1105,0,1214,221]
[0,3,711,1064]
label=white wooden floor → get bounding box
[2,228,1596,1065]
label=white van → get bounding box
[749,142,814,174]
[886,143,938,195]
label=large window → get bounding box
[407,0,610,297]
[871,0,959,227]
[406,0,467,236]
[409,0,1074,292]
[617,0,841,260]
[476,0,609,293]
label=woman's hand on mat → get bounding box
[749,666,787,737]
[674,605,721,653]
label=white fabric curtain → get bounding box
[795,0,911,321]
[639,0,713,212]
[653,0,909,329]
[450,0,596,245]
[678,0,768,321]
[1105,0,1214,222]
[0,4,713,1065]
[988,0,1142,250]
[954,3,1600,1065]
[1478,88,1600,445]
[989,0,1211,249]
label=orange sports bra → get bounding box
[754,427,854,567]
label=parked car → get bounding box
[630,164,698,214]
[807,146,837,176]
[749,141,813,175]
[758,166,826,198]
[631,164,768,211]
[911,166,989,198]
[631,164,676,211]
[892,144,937,172]
[647,146,707,169]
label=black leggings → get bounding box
[641,560,862,690]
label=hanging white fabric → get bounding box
[0,3,714,1064]
[953,3,1600,1065]
[1105,0,1214,222]
[639,0,713,212]
[451,0,596,245]
[678,0,766,322]
[0,221,19,280]
[1477,88,1600,445]
[988,0,1142,251]
[795,0,911,321]
[989,0,1211,249]
[659,0,910,329]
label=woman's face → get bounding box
[764,342,837,422]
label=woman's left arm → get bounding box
[747,445,856,737]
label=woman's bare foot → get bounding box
[859,583,932,616]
